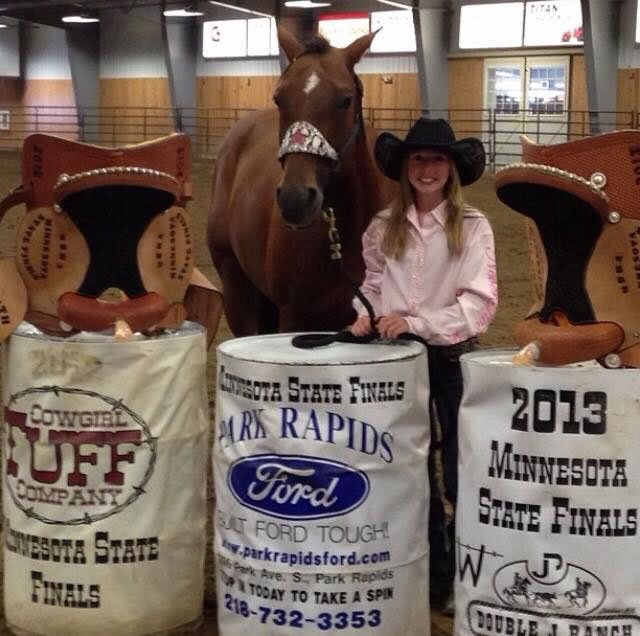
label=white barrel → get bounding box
[214,334,430,635]
[3,322,209,636]
[457,350,640,636]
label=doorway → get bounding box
[484,56,569,167]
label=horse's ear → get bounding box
[342,29,379,68]
[277,23,305,62]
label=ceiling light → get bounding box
[208,1,272,17]
[163,8,204,16]
[285,1,332,6]
[375,0,413,8]
[0,23,7,28]
[62,15,100,23]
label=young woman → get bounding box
[349,117,498,616]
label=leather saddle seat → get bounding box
[0,133,221,342]
[495,130,640,367]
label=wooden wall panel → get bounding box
[100,78,171,109]
[0,56,603,148]
[234,76,275,109]
[196,73,421,141]
[196,75,278,152]
[449,58,484,110]
[448,58,484,137]
[197,75,278,110]
[23,79,76,136]
[0,78,24,148]
[0,79,75,147]
[617,68,637,111]
[21,79,75,106]
[360,73,420,135]
[360,73,420,110]
[568,55,591,138]
[197,74,421,111]
[196,76,262,154]
[617,68,638,128]
[99,78,173,144]
[0,78,24,106]
[569,55,586,111]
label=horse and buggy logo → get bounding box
[494,553,605,614]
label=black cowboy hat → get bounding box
[375,117,486,185]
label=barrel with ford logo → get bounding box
[456,350,640,636]
[3,322,208,635]
[214,334,430,635]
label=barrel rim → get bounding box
[217,333,426,365]
[11,319,205,343]
[461,347,619,372]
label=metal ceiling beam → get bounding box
[0,1,166,8]
[413,0,451,114]
[581,0,621,134]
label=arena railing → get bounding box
[0,105,635,172]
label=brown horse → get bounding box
[207,25,393,336]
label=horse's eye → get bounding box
[339,96,352,109]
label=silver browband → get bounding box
[278,120,339,162]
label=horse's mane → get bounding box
[301,36,332,55]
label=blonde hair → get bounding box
[381,153,465,259]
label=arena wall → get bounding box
[2,5,634,150]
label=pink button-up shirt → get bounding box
[353,201,498,345]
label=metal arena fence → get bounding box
[0,105,635,171]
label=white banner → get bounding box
[524,0,583,46]
[203,20,247,58]
[459,3,524,49]
[214,334,430,635]
[457,350,640,636]
[318,15,370,49]
[3,323,209,636]
[370,11,416,53]
[247,18,279,57]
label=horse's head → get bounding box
[274,25,376,228]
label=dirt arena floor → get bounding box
[0,150,532,635]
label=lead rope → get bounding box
[291,208,379,349]
[322,207,379,326]
[291,208,429,350]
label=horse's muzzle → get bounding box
[276,184,323,227]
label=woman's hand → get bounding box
[349,315,373,336]
[377,314,409,338]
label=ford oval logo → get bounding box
[228,454,370,520]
